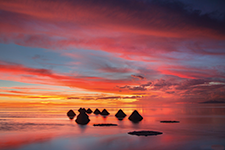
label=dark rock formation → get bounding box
[128,131,163,136]
[101,109,110,116]
[93,108,101,115]
[128,110,143,123]
[160,120,180,123]
[75,112,90,125]
[115,109,126,120]
[93,123,117,126]
[86,108,93,114]
[67,110,76,119]
[78,108,86,113]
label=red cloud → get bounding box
[158,65,225,79]
[0,61,134,94]
[0,0,225,59]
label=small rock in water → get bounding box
[101,109,110,116]
[86,108,93,114]
[160,120,180,123]
[93,123,117,126]
[75,112,90,125]
[128,110,143,123]
[94,108,101,115]
[67,110,76,119]
[115,109,126,120]
[128,131,163,136]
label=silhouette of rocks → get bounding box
[93,123,117,126]
[128,131,163,136]
[101,109,110,116]
[115,109,126,120]
[94,108,101,115]
[75,111,90,125]
[128,110,143,123]
[160,120,180,123]
[78,108,86,113]
[86,108,93,114]
[67,110,76,119]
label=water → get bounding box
[0,104,225,150]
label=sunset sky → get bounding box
[0,0,225,106]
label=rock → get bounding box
[115,109,126,120]
[93,108,101,115]
[93,123,117,126]
[128,131,163,136]
[160,120,180,123]
[128,110,143,122]
[86,108,93,114]
[67,110,76,119]
[101,109,110,116]
[75,112,90,125]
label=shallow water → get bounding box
[0,104,225,150]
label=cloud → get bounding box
[158,65,225,79]
[0,0,225,59]
[0,0,225,104]
[131,75,145,80]
[0,61,135,94]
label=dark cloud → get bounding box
[119,85,147,91]
[67,97,79,99]
[131,75,145,80]
[141,82,152,87]
[98,96,121,99]
[151,79,178,90]
[166,91,175,94]
[129,86,147,91]
[123,96,141,99]
[175,79,209,90]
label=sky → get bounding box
[0,0,225,106]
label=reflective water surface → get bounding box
[0,104,225,150]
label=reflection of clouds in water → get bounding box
[0,121,67,131]
[1,105,225,150]
[22,134,155,150]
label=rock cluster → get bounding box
[67,108,145,126]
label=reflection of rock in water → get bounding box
[128,131,163,136]
[86,108,93,114]
[128,110,143,123]
[160,120,180,123]
[78,108,86,113]
[115,109,126,120]
[101,109,110,116]
[75,112,90,125]
[67,110,76,119]
[94,108,101,115]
